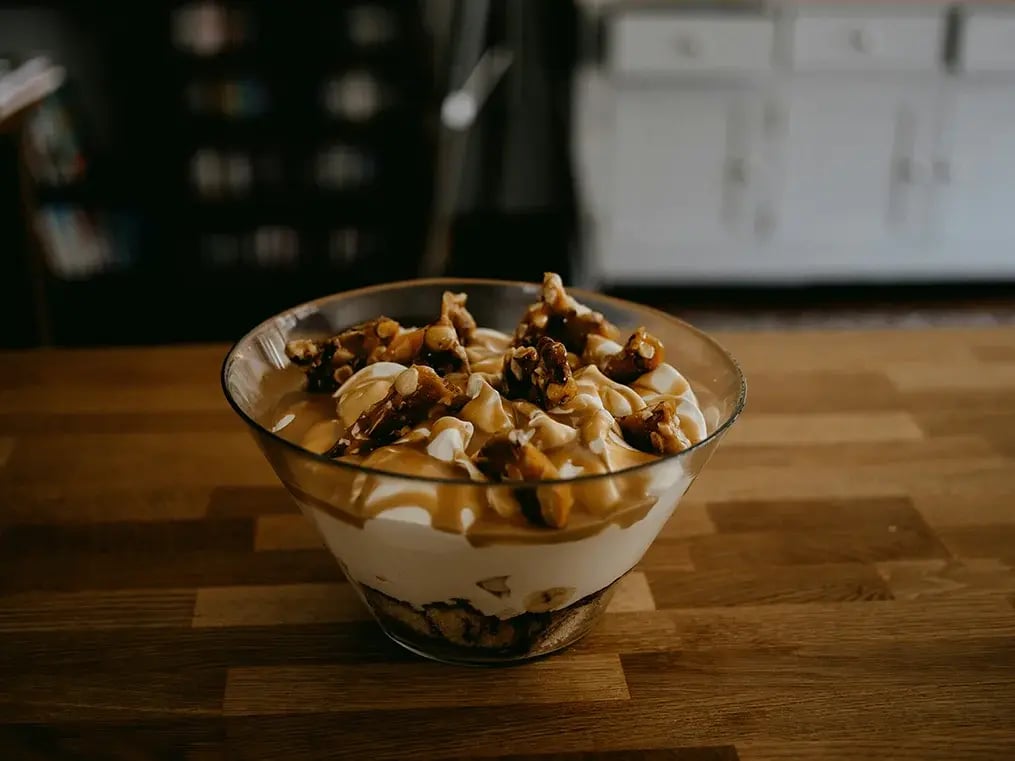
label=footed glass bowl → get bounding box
[222,278,746,664]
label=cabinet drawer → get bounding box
[961,12,1015,72]
[789,12,944,71]
[611,15,775,76]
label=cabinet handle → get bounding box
[673,34,703,58]
[933,159,952,184]
[895,157,921,184]
[848,27,877,54]
[755,205,776,238]
[726,157,749,184]
[763,100,785,137]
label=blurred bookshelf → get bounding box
[2,1,435,348]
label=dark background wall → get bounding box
[1,1,580,348]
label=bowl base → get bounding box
[359,580,620,666]
[382,629,588,667]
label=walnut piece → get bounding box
[474,432,574,528]
[383,317,470,377]
[513,272,620,354]
[327,365,458,456]
[286,291,477,391]
[618,400,691,455]
[502,337,578,409]
[501,346,538,400]
[441,291,477,342]
[440,372,473,412]
[597,327,665,384]
[285,317,400,393]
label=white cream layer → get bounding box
[293,460,692,618]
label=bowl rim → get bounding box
[220,276,748,486]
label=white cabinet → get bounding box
[787,12,943,72]
[613,15,775,76]
[934,86,1015,258]
[959,12,1015,73]
[919,8,1015,276]
[580,5,1015,284]
[605,85,762,277]
[773,81,937,250]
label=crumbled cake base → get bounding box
[358,580,621,664]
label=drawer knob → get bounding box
[673,34,703,58]
[933,159,952,184]
[726,157,749,184]
[848,27,877,54]
[755,205,777,238]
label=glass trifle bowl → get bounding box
[221,277,746,664]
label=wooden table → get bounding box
[1,328,1014,760]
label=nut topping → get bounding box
[596,327,665,384]
[284,291,478,392]
[285,316,400,392]
[441,291,477,342]
[383,316,471,377]
[513,272,620,354]
[501,337,578,409]
[275,271,712,534]
[383,328,425,366]
[618,400,692,455]
[474,432,574,527]
[328,365,459,456]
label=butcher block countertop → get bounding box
[1,327,1014,760]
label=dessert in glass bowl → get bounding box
[222,274,746,664]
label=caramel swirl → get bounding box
[266,274,709,538]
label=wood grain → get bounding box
[253,513,323,551]
[192,583,368,628]
[0,547,342,593]
[647,563,891,608]
[448,751,739,761]
[0,588,197,632]
[223,656,629,715]
[0,436,13,468]
[0,486,213,524]
[0,668,226,722]
[729,412,925,445]
[206,486,298,518]
[885,361,1015,391]
[739,735,1015,761]
[876,559,1015,601]
[0,328,1013,759]
[660,501,715,539]
[607,572,657,613]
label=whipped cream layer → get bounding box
[293,458,692,617]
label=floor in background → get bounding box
[610,282,1015,331]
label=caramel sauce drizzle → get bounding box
[260,327,699,546]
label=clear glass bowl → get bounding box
[221,278,746,664]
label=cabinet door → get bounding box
[935,86,1015,252]
[609,86,755,263]
[773,81,934,249]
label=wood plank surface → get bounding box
[1,328,1014,759]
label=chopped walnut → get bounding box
[513,272,620,354]
[501,346,538,400]
[502,337,578,409]
[618,400,691,455]
[285,317,400,392]
[441,291,477,342]
[475,431,574,527]
[285,337,340,392]
[383,317,470,377]
[597,327,665,384]
[327,365,458,456]
[440,372,473,412]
